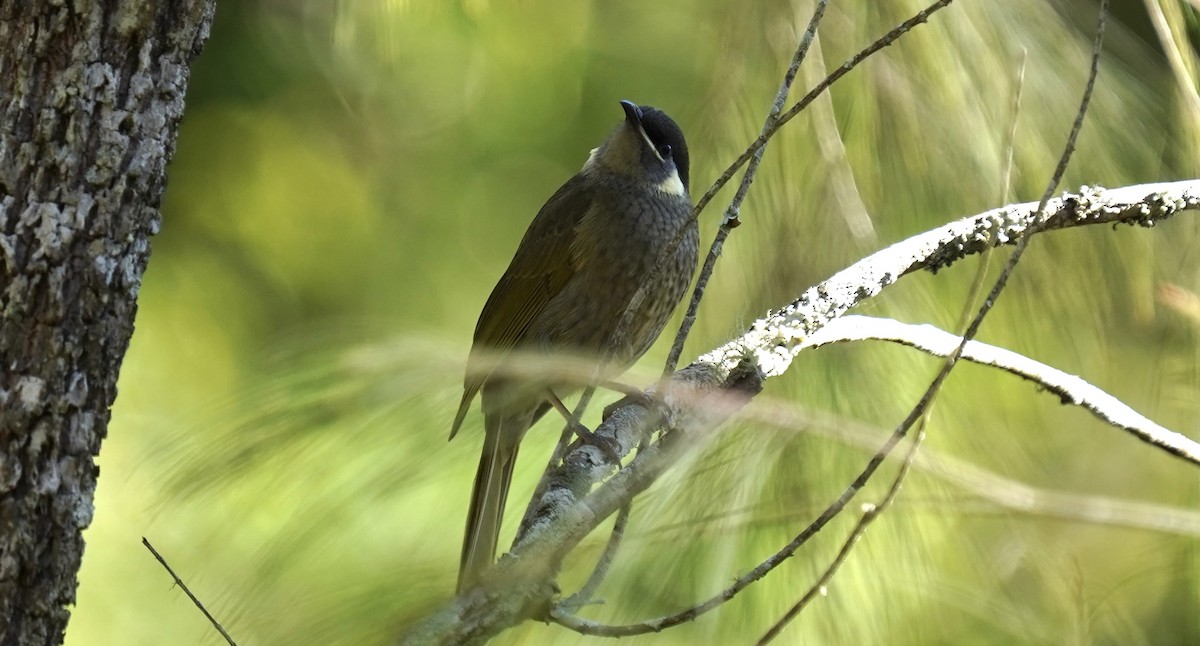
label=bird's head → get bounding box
[586,100,690,197]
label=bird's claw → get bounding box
[571,422,623,466]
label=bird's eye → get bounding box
[657,143,672,158]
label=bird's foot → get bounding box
[543,388,624,466]
[571,421,623,466]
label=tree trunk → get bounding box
[0,2,214,643]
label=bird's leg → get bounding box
[544,388,622,465]
[544,388,586,431]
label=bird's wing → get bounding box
[450,174,594,438]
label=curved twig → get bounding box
[805,315,1200,465]
[662,0,830,375]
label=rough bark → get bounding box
[0,2,214,643]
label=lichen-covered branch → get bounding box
[703,181,1200,378]
[402,361,765,645]
[402,180,1200,644]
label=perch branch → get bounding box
[556,4,1113,636]
[406,180,1200,645]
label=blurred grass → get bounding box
[66,0,1200,644]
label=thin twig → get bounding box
[553,2,832,603]
[762,56,1034,644]
[757,426,927,644]
[663,0,830,375]
[690,0,955,221]
[608,0,957,377]
[142,537,238,646]
[736,400,1200,537]
[957,50,1026,331]
[759,2,1108,638]
[931,0,1104,369]
[763,59,1025,640]
[553,0,1108,637]
[557,500,632,611]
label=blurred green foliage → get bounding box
[66,0,1200,644]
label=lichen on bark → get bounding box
[0,2,214,643]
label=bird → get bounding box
[449,100,698,593]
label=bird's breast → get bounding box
[527,176,698,366]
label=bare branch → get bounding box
[805,315,1200,465]
[690,0,957,221]
[143,537,238,646]
[402,361,764,645]
[556,500,631,612]
[663,0,829,374]
[758,427,927,644]
[700,180,1200,380]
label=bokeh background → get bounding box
[64,0,1200,644]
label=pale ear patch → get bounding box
[657,170,686,196]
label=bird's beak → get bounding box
[619,99,666,163]
[620,100,643,128]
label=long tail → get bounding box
[458,424,521,592]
